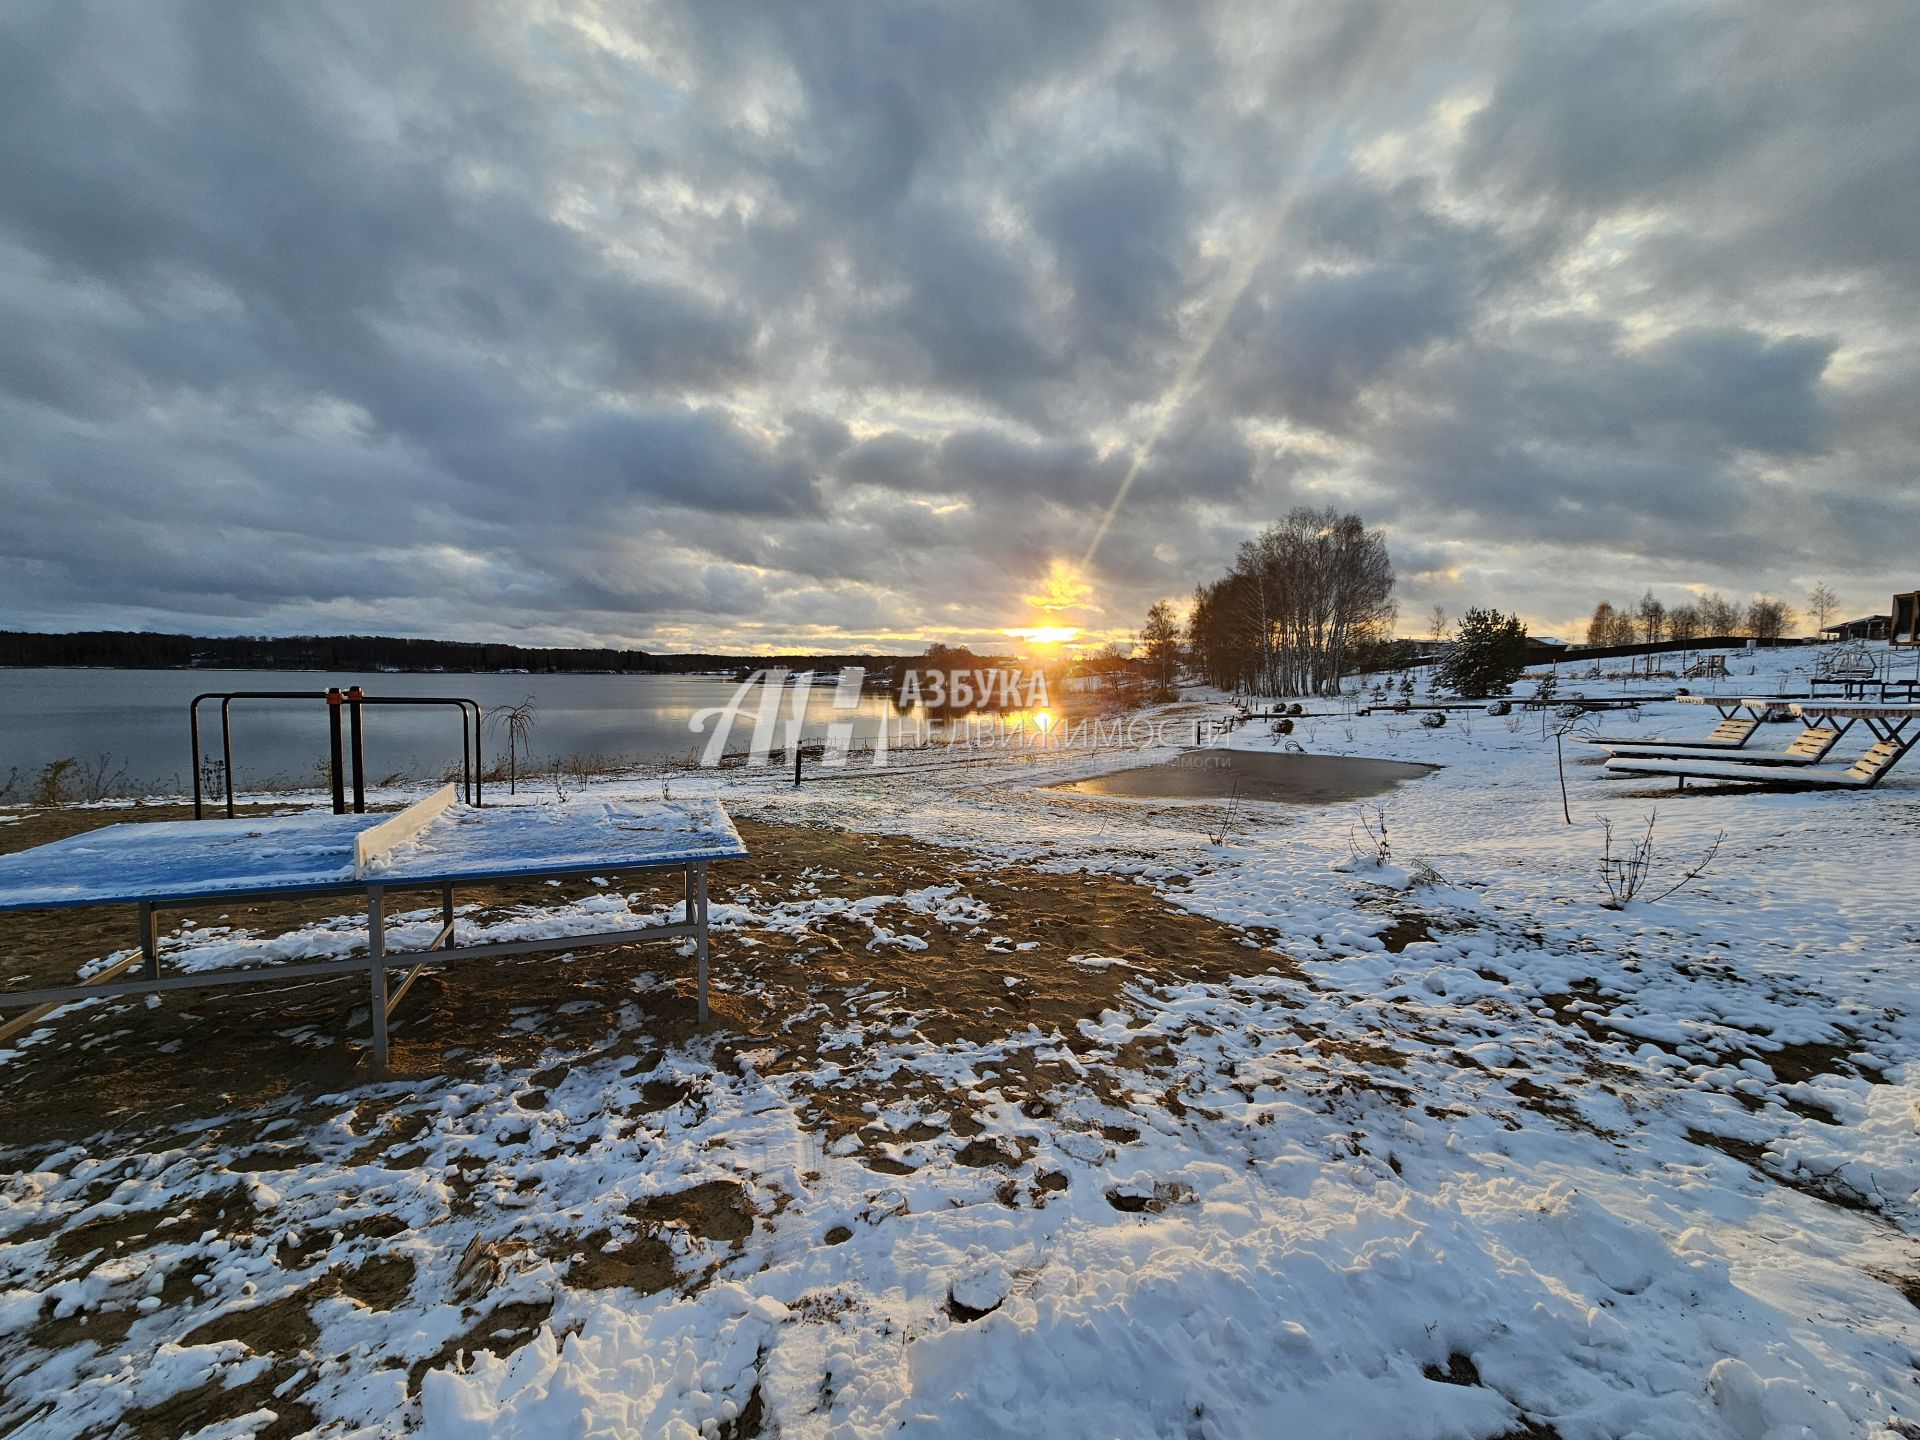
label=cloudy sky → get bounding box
[2,1,1915,655]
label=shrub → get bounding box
[1599,812,1726,908]
[1420,710,1446,728]
[33,758,76,807]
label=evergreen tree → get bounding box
[1435,608,1529,696]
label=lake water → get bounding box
[0,668,936,794]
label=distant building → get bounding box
[1893,592,1920,646]
[1823,614,1891,642]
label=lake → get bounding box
[0,668,937,795]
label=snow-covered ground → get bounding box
[3,643,1919,1438]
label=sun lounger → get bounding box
[1603,702,1919,790]
[1600,722,1848,767]
[1604,746,1903,789]
[1587,714,1761,749]
[1584,695,1789,750]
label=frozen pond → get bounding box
[1052,749,1436,804]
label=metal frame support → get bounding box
[347,687,368,814]
[698,864,711,1024]
[138,902,159,984]
[220,700,237,818]
[368,886,388,1067]
[3,859,723,1057]
[686,862,711,1023]
[191,689,484,820]
[328,689,347,814]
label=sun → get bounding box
[1004,625,1080,646]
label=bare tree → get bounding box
[1697,592,1741,636]
[1807,582,1838,638]
[1428,605,1449,645]
[488,696,539,795]
[1668,603,1701,672]
[1636,590,1667,646]
[1633,590,1667,678]
[1139,599,1181,697]
[1226,508,1396,696]
[1587,601,1618,646]
[1745,595,1796,641]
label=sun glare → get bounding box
[1004,625,1080,646]
[1023,559,1093,614]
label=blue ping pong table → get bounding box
[0,794,747,1066]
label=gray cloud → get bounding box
[0,0,1915,651]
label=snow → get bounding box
[4,642,1920,1437]
[0,795,745,910]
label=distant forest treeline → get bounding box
[0,630,911,675]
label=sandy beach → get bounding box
[2,643,1918,1437]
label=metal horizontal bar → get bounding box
[0,921,701,1013]
[1,857,724,915]
[0,956,371,1009]
[413,923,698,967]
[0,952,146,1043]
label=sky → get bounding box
[1,1,1916,656]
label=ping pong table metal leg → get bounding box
[138,902,159,985]
[695,861,710,1026]
[367,886,389,1068]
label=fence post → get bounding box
[347,686,367,813]
[327,689,346,814]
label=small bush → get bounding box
[28,753,133,807]
[1599,812,1726,908]
[33,758,76,807]
[1420,710,1446,728]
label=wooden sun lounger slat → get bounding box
[1588,715,1761,750]
[1600,725,1845,767]
[1604,756,1868,787]
[1605,734,1911,789]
